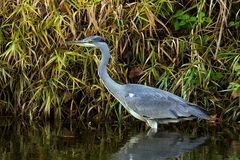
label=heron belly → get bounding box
[126,107,146,122]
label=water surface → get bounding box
[0,118,239,160]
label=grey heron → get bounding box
[65,36,210,129]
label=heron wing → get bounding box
[124,91,189,119]
[123,84,208,120]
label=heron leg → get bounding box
[147,128,158,135]
[146,119,158,129]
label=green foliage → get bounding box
[229,20,240,29]
[0,0,239,123]
[172,10,212,31]
[228,64,240,92]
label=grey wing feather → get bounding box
[123,84,209,120]
[124,89,190,119]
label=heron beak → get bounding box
[64,39,96,47]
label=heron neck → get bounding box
[98,44,122,96]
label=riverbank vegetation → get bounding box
[0,0,239,123]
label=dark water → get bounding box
[0,118,239,160]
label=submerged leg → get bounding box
[146,119,158,129]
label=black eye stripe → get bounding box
[94,37,106,43]
[79,36,106,43]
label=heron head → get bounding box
[64,36,106,48]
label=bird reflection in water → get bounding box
[111,129,209,160]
